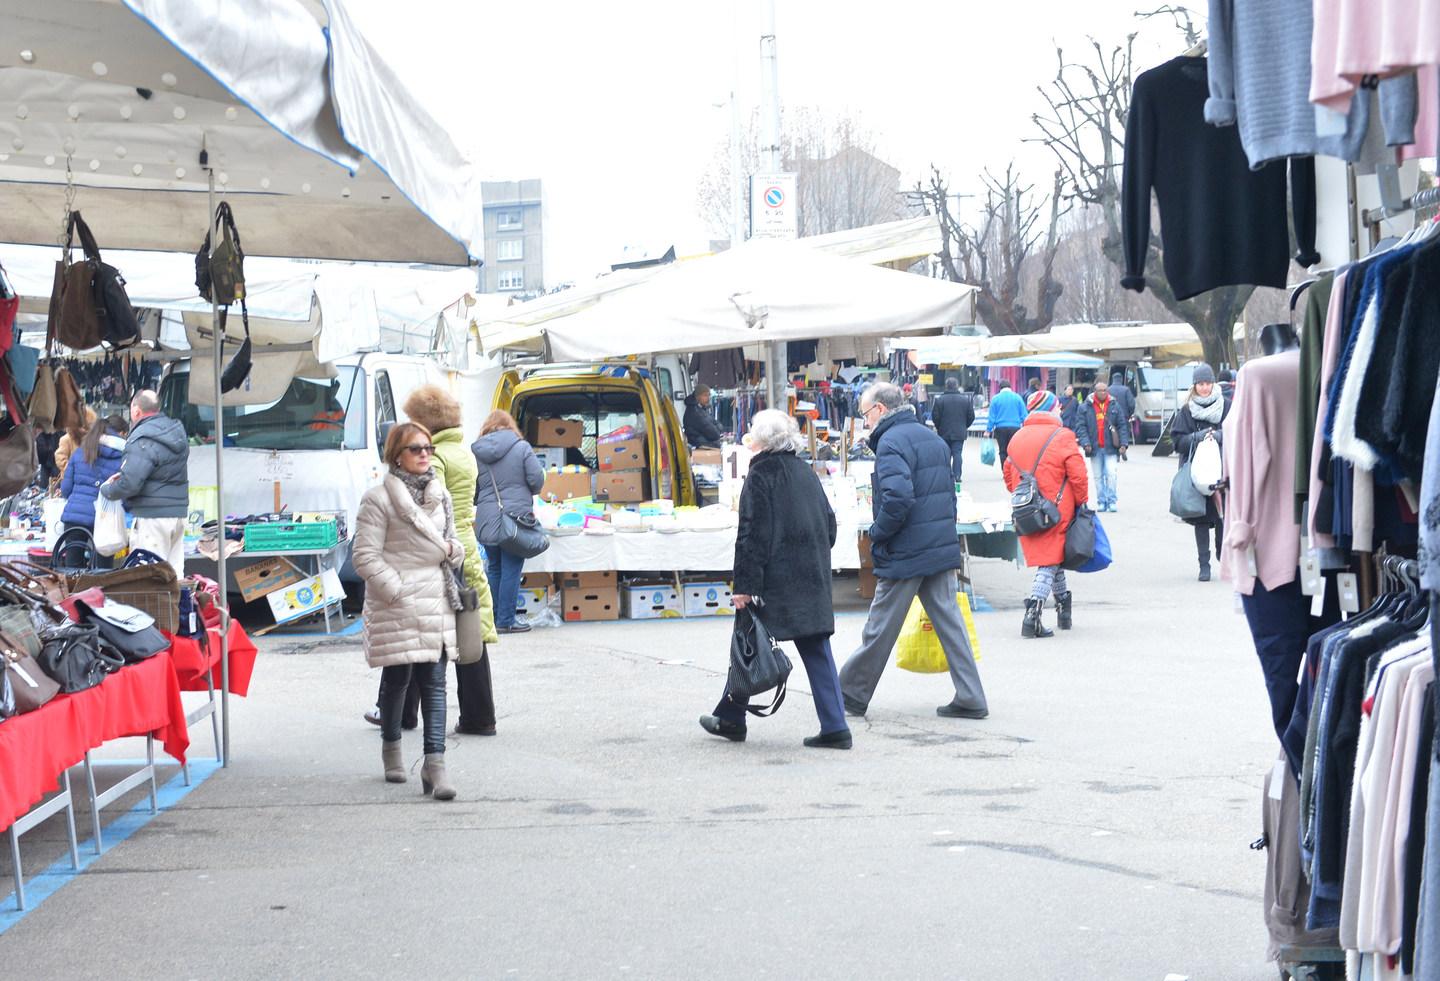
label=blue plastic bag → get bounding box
[1075,510,1113,573]
[979,438,997,467]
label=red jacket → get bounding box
[1002,414,1090,567]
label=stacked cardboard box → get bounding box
[682,581,734,617]
[529,417,592,502]
[517,572,555,618]
[559,570,619,621]
[620,581,684,619]
[594,435,646,504]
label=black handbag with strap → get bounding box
[35,622,122,693]
[726,606,792,716]
[1009,428,1068,537]
[485,467,550,559]
[72,598,168,664]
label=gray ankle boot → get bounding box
[421,753,456,801]
[382,740,406,783]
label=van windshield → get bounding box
[160,367,366,451]
[1138,367,1194,392]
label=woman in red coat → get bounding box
[1002,391,1090,639]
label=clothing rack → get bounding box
[1362,186,1440,247]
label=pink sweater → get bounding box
[1310,0,1440,110]
[1222,350,1303,595]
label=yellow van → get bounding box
[492,363,697,506]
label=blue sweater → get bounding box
[867,408,962,580]
[60,434,126,527]
[986,389,1027,431]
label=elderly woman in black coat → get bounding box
[699,410,851,749]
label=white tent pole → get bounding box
[205,158,231,768]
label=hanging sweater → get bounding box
[1220,350,1302,595]
[1122,56,1319,301]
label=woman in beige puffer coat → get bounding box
[352,422,465,800]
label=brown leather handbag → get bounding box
[51,213,103,350]
[0,358,37,496]
[52,364,83,434]
[2,640,60,713]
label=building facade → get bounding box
[481,179,543,295]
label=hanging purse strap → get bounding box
[68,211,102,263]
[1015,426,1069,506]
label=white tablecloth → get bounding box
[523,525,866,574]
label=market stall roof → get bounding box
[534,240,976,362]
[889,323,1211,366]
[476,214,954,355]
[0,0,484,265]
[983,351,1106,369]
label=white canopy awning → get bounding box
[537,240,975,362]
[0,0,484,265]
[889,323,1208,366]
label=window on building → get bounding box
[496,239,523,262]
[497,210,522,231]
[497,270,525,292]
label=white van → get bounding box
[159,352,453,578]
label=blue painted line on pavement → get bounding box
[0,758,222,933]
[268,615,364,638]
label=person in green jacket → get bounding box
[364,385,502,736]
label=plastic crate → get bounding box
[243,521,339,553]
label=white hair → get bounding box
[747,409,804,453]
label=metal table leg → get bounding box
[7,769,81,911]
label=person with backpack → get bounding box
[928,377,975,485]
[1002,391,1089,639]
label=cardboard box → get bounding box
[520,572,554,590]
[234,556,307,603]
[556,570,616,591]
[620,583,683,619]
[593,471,645,503]
[532,447,569,471]
[530,418,583,448]
[683,581,734,617]
[541,469,592,502]
[516,586,552,618]
[598,436,647,472]
[690,448,722,466]
[563,586,619,622]
[266,567,345,624]
[858,568,877,599]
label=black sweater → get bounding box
[1122,56,1319,302]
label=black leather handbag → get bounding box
[726,606,791,717]
[486,469,550,559]
[36,623,122,693]
[72,598,168,664]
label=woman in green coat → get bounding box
[364,385,501,736]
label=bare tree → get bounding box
[1029,33,1252,368]
[912,163,1068,335]
[696,108,903,241]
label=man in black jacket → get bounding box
[682,385,722,448]
[840,383,988,721]
[928,377,975,485]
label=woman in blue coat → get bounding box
[60,414,128,538]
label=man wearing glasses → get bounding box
[841,383,989,720]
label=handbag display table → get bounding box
[1,650,189,908]
[165,621,258,696]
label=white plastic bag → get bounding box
[94,492,129,556]
[1190,436,1223,496]
[42,498,66,551]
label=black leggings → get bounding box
[379,654,447,754]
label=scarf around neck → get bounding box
[392,464,435,506]
[1188,389,1224,425]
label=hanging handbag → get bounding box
[219,303,253,393]
[53,212,139,350]
[1009,428,1067,537]
[196,201,247,305]
[1062,505,1105,571]
[486,469,550,559]
[35,622,121,693]
[28,361,56,433]
[0,259,17,347]
[52,364,84,435]
[452,570,487,666]
[0,358,37,496]
[2,643,60,714]
[725,605,791,716]
[72,598,168,664]
[1169,442,1209,521]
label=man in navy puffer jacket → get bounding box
[840,383,989,720]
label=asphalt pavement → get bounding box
[2,442,1288,980]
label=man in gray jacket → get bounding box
[101,390,189,576]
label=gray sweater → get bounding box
[1206,0,1417,170]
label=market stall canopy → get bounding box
[476,214,956,355]
[983,352,1106,369]
[0,0,484,265]
[890,323,1210,366]
[535,240,977,362]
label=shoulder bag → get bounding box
[1009,428,1068,537]
[3,642,59,714]
[36,622,121,693]
[486,468,550,559]
[0,358,37,496]
[725,605,791,716]
[1169,442,1209,521]
[451,568,487,665]
[72,598,168,664]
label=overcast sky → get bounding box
[345,0,1194,284]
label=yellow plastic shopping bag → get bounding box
[895,593,983,673]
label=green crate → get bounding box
[243,521,339,553]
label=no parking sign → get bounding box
[750,172,797,240]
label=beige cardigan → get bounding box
[352,474,464,668]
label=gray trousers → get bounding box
[839,569,988,712]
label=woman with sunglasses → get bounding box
[352,422,466,800]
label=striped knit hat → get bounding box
[1026,390,1058,414]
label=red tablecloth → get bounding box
[164,621,258,696]
[0,651,189,832]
